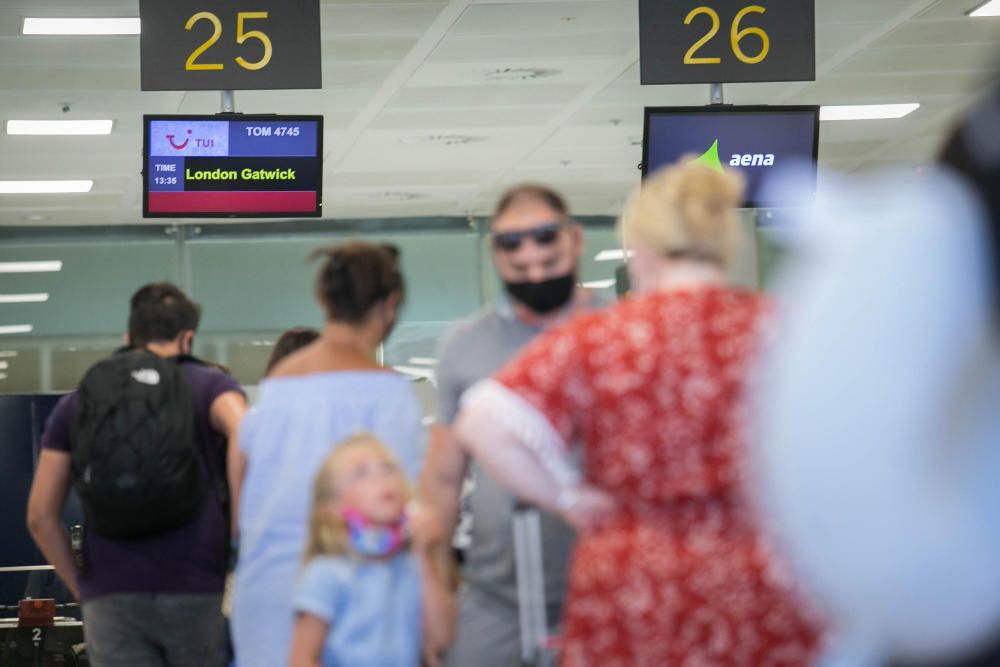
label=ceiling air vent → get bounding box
[399,134,486,146]
[485,67,560,82]
[368,191,428,202]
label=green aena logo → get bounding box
[690,139,775,170]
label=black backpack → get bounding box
[70,348,206,539]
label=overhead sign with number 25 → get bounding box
[639,0,815,85]
[139,0,321,91]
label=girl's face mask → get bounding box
[341,506,408,558]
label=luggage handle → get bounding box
[513,507,554,667]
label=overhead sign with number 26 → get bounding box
[139,0,321,91]
[639,0,814,85]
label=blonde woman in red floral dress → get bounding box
[455,161,823,667]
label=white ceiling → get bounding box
[0,0,997,225]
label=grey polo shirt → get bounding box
[436,294,606,615]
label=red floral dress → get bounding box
[492,287,822,667]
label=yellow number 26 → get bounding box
[185,11,273,72]
[683,4,771,66]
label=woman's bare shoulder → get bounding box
[268,342,386,378]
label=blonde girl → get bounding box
[289,434,455,667]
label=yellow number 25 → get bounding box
[185,11,273,72]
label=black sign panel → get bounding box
[139,0,321,91]
[639,0,814,85]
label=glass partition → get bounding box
[0,217,662,394]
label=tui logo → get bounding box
[166,129,191,150]
[165,129,216,150]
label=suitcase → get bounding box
[512,506,560,667]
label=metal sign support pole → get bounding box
[710,83,724,105]
[221,90,235,113]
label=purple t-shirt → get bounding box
[41,360,242,602]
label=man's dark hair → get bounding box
[494,183,569,219]
[127,283,202,347]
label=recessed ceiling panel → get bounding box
[406,59,617,88]
[372,108,562,129]
[429,31,637,61]
[834,44,1000,75]
[453,2,637,36]
[319,3,446,35]
[876,19,1000,47]
[388,84,586,109]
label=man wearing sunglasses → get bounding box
[421,184,606,667]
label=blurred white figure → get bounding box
[755,164,1000,666]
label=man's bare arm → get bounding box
[27,450,80,600]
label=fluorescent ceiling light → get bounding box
[0,293,49,304]
[0,180,93,194]
[820,104,920,121]
[7,120,113,136]
[595,249,634,262]
[408,357,437,366]
[581,279,616,289]
[0,361,7,370]
[22,18,140,35]
[968,1,1000,17]
[0,373,7,380]
[0,325,33,335]
[0,261,63,273]
[0,351,17,358]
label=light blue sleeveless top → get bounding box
[231,371,424,667]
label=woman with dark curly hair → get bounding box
[230,242,426,667]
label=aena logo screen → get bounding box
[143,115,323,218]
[643,107,819,207]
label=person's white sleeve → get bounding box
[754,169,1000,662]
[461,379,580,487]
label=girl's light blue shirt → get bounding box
[293,554,422,667]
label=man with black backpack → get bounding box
[27,283,247,667]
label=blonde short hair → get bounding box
[303,433,413,562]
[619,161,745,268]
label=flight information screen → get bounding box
[643,106,819,207]
[143,114,323,218]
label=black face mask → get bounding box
[503,272,576,314]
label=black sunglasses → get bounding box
[492,222,565,252]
